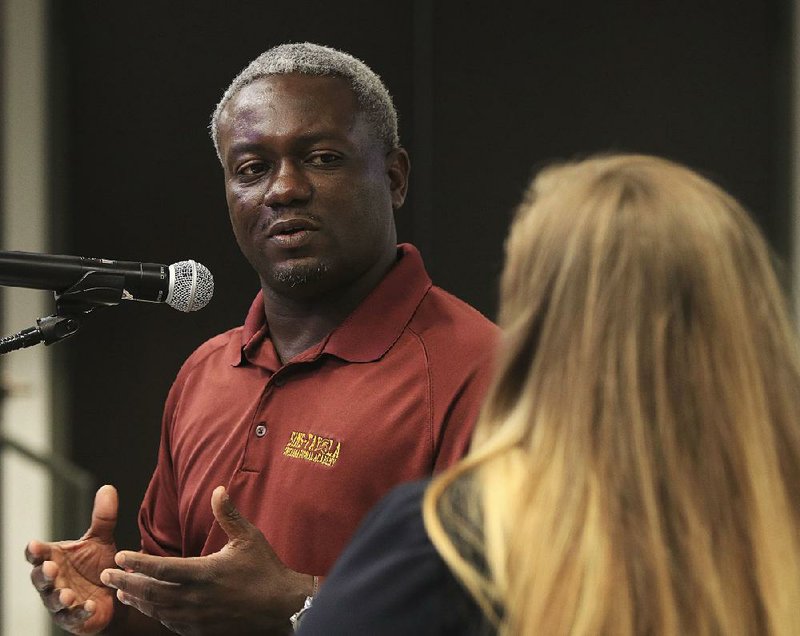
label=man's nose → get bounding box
[263,160,312,207]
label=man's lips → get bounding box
[266,218,318,238]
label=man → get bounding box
[26,43,497,634]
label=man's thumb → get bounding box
[85,484,118,543]
[211,486,254,542]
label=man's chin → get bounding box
[272,261,330,289]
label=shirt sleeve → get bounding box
[296,480,477,636]
[137,372,185,556]
[433,348,495,472]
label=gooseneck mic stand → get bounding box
[0,271,128,354]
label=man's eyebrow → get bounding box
[226,142,264,157]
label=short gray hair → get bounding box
[210,42,400,159]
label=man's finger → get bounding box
[113,587,199,629]
[28,563,74,614]
[25,539,52,565]
[211,486,256,543]
[101,568,180,606]
[112,551,206,584]
[84,485,118,543]
[30,562,56,593]
[114,589,160,622]
[52,601,95,631]
[40,587,74,613]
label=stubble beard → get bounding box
[272,260,330,288]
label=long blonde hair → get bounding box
[424,154,800,635]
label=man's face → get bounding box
[216,74,408,298]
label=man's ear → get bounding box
[386,148,411,210]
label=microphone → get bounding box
[0,251,214,312]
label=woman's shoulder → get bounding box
[298,478,491,635]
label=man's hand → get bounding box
[100,486,313,636]
[25,484,119,635]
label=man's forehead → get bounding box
[216,74,377,156]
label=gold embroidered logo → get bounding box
[283,431,341,467]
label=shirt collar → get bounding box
[226,293,270,367]
[228,244,431,366]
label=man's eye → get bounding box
[307,153,341,166]
[237,162,268,177]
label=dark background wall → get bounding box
[45,0,791,550]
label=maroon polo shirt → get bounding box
[138,244,498,575]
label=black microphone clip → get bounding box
[55,270,130,312]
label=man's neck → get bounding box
[262,249,397,364]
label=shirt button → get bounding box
[255,424,267,438]
[273,376,286,387]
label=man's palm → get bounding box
[53,534,117,604]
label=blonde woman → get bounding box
[297,154,800,635]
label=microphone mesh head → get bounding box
[166,260,214,312]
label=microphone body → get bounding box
[0,252,168,301]
[0,251,213,312]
